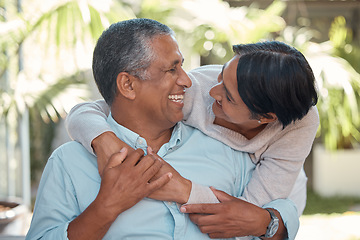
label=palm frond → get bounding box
[28,72,90,122]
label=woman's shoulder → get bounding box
[295,105,319,128]
[187,65,222,85]
[275,105,319,138]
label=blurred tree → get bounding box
[276,17,360,150]
[0,0,134,204]
[0,0,304,205]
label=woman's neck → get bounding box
[213,117,267,140]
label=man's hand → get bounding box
[92,131,135,176]
[68,148,172,240]
[97,148,173,218]
[147,147,192,204]
[180,188,286,239]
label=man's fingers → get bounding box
[106,147,128,169]
[180,203,220,214]
[123,148,145,166]
[210,187,234,203]
[148,172,172,192]
[141,155,163,180]
[188,213,218,227]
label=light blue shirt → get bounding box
[26,115,299,240]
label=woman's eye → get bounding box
[226,95,231,102]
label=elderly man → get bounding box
[26,19,298,240]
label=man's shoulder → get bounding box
[52,141,90,157]
[178,122,254,172]
[50,141,96,171]
[179,122,235,149]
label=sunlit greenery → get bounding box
[1,0,359,200]
[1,0,290,195]
[0,0,134,194]
[304,189,360,215]
[276,17,360,150]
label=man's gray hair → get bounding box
[92,18,174,105]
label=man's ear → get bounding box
[259,113,278,123]
[116,72,136,100]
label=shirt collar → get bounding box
[107,113,183,155]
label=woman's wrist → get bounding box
[92,131,134,175]
[92,131,118,155]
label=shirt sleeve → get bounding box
[25,151,79,240]
[185,182,219,204]
[65,99,112,155]
[262,199,300,240]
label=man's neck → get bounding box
[111,108,174,153]
[140,127,174,153]
[125,123,173,153]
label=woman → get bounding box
[65,41,319,216]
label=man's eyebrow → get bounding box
[173,58,184,66]
[169,57,184,66]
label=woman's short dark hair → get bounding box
[92,18,174,105]
[232,41,318,128]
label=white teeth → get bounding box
[168,95,184,102]
[217,100,222,106]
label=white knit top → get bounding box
[184,65,319,207]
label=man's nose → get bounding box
[177,68,192,88]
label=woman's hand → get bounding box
[180,187,286,239]
[147,147,192,204]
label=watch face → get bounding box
[265,209,279,238]
[266,219,279,238]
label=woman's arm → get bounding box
[243,107,320,215]
[65,99,133,174]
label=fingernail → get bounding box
[148,146,153,154]
[120,147,126,153]
[180,206,186,213]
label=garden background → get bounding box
[1,0,360,239]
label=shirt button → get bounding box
[137,139,144,145]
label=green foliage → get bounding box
[319,17,360,149]
[0,0,134,195]
[131,0,287,66]
[304,189,360,215]
[277,17,360,150]
[0,0,132,121]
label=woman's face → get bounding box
[209,55,258,127]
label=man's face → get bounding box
[134,35,192,129]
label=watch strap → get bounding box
[259,208,279,238]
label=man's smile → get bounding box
[168,94,184,103]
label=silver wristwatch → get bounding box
[260,208,279,238]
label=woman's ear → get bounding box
[116,72,136,100]
[260,113,278,123]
